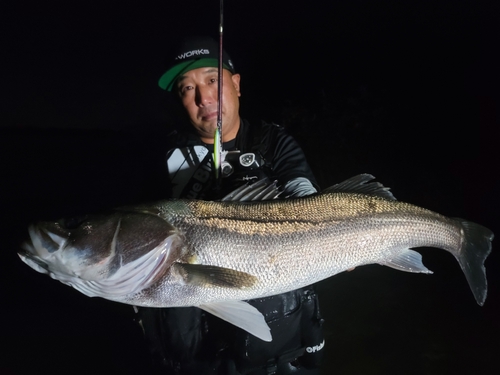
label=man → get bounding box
[138,36,325,375]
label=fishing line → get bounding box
[217,0,224,137]
[214,0,224,183]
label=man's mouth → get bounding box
[200,111,218,121]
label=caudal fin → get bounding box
[455,219,494,306]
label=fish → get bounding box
[18,174,493,342]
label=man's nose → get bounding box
[195,85,217,106]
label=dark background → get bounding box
[1,1,499,374]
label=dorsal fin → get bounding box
[322,174,396,200]
[221,178,281,202]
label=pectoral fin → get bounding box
[199,300,272,342]
[381,249,433,273]
[172,263,258,288]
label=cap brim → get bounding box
[158,58,231,91]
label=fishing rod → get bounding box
[213,0,224,183]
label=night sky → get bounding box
[1,1,499,374]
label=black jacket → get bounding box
[164,119,319,200]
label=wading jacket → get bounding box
[138,119,325,375]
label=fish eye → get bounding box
[60,215,88,229]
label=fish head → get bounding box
[19,208,179,289]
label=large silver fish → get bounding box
[19,175,493,342]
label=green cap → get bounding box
[158,36,235,91]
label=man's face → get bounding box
[176,67,241,144]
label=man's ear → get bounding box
[231,73,241,97]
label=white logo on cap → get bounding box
[176,49,210,60]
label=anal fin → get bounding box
[381,249,433,274]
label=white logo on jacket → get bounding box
[305,340,325,353]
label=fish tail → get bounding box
[455,219,494,306]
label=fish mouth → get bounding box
[18,224,69,274]
[23,224,68,255]
[18,250,50,274]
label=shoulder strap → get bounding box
[247,120,281,168]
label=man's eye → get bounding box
[209,78,217,84]
[180,86,193,95]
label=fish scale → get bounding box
[143,200,465,306]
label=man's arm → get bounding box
[268,126,319,197]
